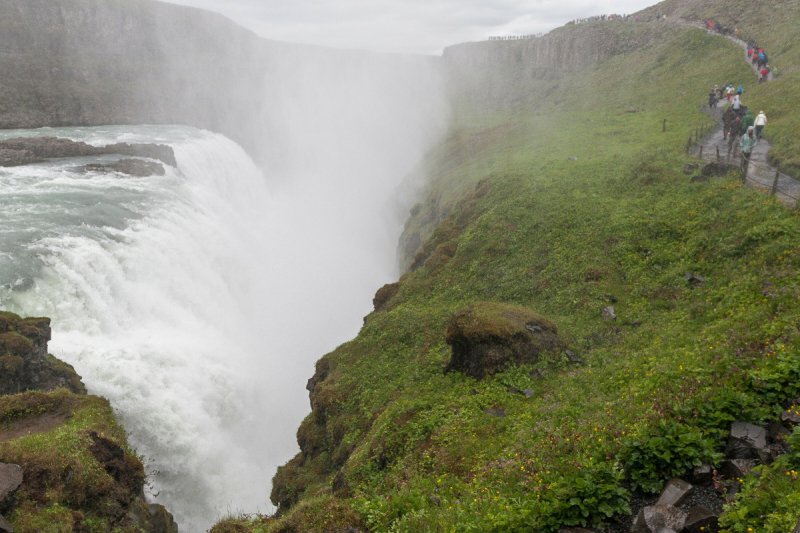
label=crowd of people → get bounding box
[487,34,544,41]
[567,13,666,24]
[711,85,769,163]
[704,20,772,83]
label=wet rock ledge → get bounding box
[0,136,176,176]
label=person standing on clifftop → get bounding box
[754,111,767,139]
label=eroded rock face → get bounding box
[0,312,85,395]
[0,137,176,167]
[444,302,563,379]
[0,463,23,514]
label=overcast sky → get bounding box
[165,0,661,55]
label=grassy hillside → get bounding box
[209,6,800,533]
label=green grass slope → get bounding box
[214,7,800,533]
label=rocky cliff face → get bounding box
[442,21,672,108]
[0,312,84,395]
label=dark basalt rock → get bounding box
[715,480,740,500]
[656,478,694,507]
[725,421,767,459]
[0,463,23,514]
[692,464,713,486]
[719,459,757,479]
[0,137,176,167]
[684,272,705,286]
[701,162,738,178]
[0,515,12,533]
[483,408,506,418]
[444,302,563,380]
[684,505,719,533]
[0,312,85,395]
[565,350,584,364]
[84,158,166,177]
[631,504,687,533]
[781,408,800,427]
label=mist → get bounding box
[0,1,449,531]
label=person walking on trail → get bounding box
[760,66,769,83]
[726,85,734,101]
[708,89,718,109]
[728,115,742,151]
[722,107,737,139]
[740,126,758,165]
[741,109,755,133]
[737,85,743,95]
[732,93,742,114]
[755,111,767,139]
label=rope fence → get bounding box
[683,124,799,207]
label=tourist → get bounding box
[754,111,767,139]
[732,93,741,114]
[740,126,758,163]
[726,84,734,101]
[709,89,718,109]
[728,115,742,151]
[722,107,737,139]
[741,109,755,134]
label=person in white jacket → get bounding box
[732,94,741,114]
[754,111,767,139]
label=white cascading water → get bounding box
[0,114,444,529]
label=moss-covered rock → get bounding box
[444,301,563,379]
[0,312,85,395]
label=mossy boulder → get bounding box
[444,302,563,379]
[0,312,85,395]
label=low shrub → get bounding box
[618,419,722,493]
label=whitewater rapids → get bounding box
[0,125,423,531]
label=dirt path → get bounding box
[0,410,71,443]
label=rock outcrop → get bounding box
[444,302,563,379]
[0,312,85,395]
[85,158,166,177]
[0,137,176,167]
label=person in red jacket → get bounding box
[760,66,769,83]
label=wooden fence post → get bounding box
[716,146,720,162]
[771,169,780,196]
[699,146,704,160]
